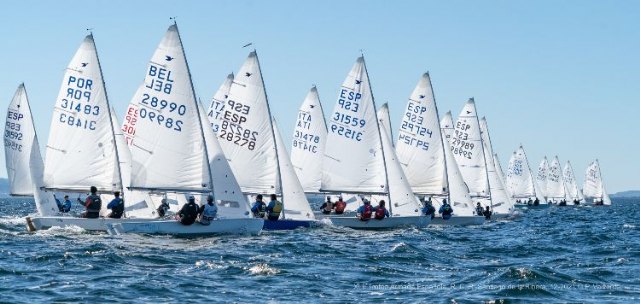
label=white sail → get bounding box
[207,73,234,133]
[379,124,421,216]
[507,146,535,198]
[563,161,580,201]
[29,139,58,216]
[602,185,612,205]
[212,52,280,194]
[377,103,393,143]
[4,84,37,196]
[442,129,474,216]
[479,117,512,213]
[273,119,314,220]
[494,153,510,196]
[583,160,603,199]
[127,24,210,193]
[546,156,566,201]
[322,57,386,193]
[451,99,490,198]
[43,34,122,193]
[536,157,550,199]
[290,86,327,193]
[198,101,251,218]
[440,111,455,140]
[395,73,447,196]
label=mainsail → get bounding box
[479,117,512,213]
[43,34,122,193]
[546,156,566,201]
[536,157,550,200]
[322,57,386,194]
[583,159,609,204]
[377,102,394,143]
[4,84,36,196]
[451,99,490,198]
[207,73,234,133]
[562,161,580,202]
[290,86,327,193]
[507,146,536,198]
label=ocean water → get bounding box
[1,197,639,303]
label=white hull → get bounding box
[491,212,518,220]
[328,215,430,229]
[107,218,263,236]
[26,216,154,232]
[430,215,485,226]
[313,211,357,219]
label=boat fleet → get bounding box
[3,23,612,236]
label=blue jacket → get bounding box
[107,197,124,210]
[422,205,435,219]
[62,199,72,213]
[439,204,454,220]
[251,201,266,214]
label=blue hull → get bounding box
[262,219,315,230]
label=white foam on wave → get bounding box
[195,260,226,270]
[0,216,27,226]
[36,225,86,236]
[247,263,279,276]
[623,223,635,229]
[390,242,408,252]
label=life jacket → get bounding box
[157,203,169,217]
[269,200,283,219]
[254,202,266,218]
[360,205,372,221]
[180,203,198,225]
[476,206,483,216]
[200,203,217,225]
[335,201,346,214]
[323,201,333,212]
[110,198,124,218]
[442,204,452,215]
[86,195,102,218]
[374,207,386,220]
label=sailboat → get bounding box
[536,157,550,203]
[321,56,427,229]
[206,51,316,230]
[4,84,58,216]
[546,156,569,205]
[109,23,262,236]
[26,33,147,231]
[583,159,611,205]
[394,73,482,225]
[479,117,515,217]
[506,145,548,208]
[562,161,582,205]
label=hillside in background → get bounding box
[612,190,640,198]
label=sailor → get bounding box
[106,191,125,219]
[157,198,170,217]
[198,195,218,225]
[573,199,580,205]
[78,186,102,218]
[439,200,454,220]
[483,206,492,220]
[55,195,72,213]
[422,199,436,219]
[374,200,390,220]
[266,194,283,221]
[320,196,334,215]
[55,195,64,212]
[559,199,567,206]
[527,198,533,206]
[357,199,373,221]
[475,202,484,216]
[251,194,267,218]
[334,196,347,215]
[178,196,199,225]
[533,198,540,206]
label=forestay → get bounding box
[127,24,210,193]
[273,119,315,220]
[4,84,36,196]
[290,86,327,193]
[451,99,490,198]
[322,57,386,194]
[395,73,447,196]
[546,156,566,200]
[43,34,122,193]
[211,52,280,194]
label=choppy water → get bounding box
[1,197,639,303]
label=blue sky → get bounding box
[1,0,638,192]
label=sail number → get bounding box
[122,105,138,145]
[56,76,100,130]
[293,111,321,153]
[218,120,257,151]
[4,111,25,151]
[145,65,173,94]
[208,99,226,132]
[214,99,258,151]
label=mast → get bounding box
[92,32,124,194]
[596,159,604,201]
[428,72,451,204]
[174,21,216,199]
[363,56,393,216]
[255,51,285,219]
[477,109,492,206]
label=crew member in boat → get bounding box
[77,186,102,218]
[251,195,267,218]
[374,200,390,220]
[573,199,580,205]
[157,198,170,217]
[422,199,436,219]
[198,195,218,225]
[106,191,125,219]
[266,194,283,221]
[357,199,373,221]
[334,196,346,215]
[177,196,199,225]
[527,198,533,206]
[55,195,72,213]
[320,196,334,215]
[482,206,492,220]
[475,202,484,216]
[438,199,453,220]
[533,198,540,206]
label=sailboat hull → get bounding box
[263,219,318,230]
[329,215,430,229]
[430,215,485,226]
[107,218,263,236]
[25,216,153,232]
